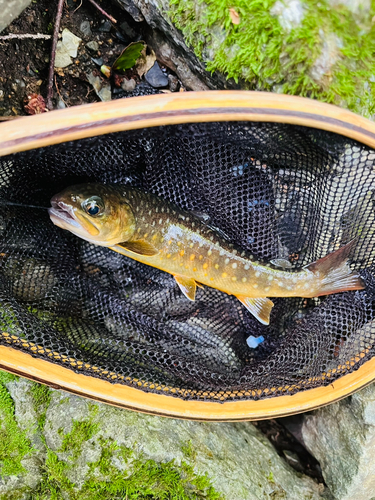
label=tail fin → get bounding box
[305,238,365,296]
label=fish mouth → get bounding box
[48,200,81,229]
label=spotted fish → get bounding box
[49,184,364,325]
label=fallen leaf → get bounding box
[112,41,146,73]
[24,94,48,114]
[135,47,156,78]
[229,8,240,24]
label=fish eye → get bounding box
[82,196,105,217]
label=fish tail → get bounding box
[306,238,365,296]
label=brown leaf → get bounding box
[135,47,156,78]
[24,94,48,115]
[229,8,240,24]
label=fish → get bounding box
[48,184,365,325]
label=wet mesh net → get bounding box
[0,121,374,402]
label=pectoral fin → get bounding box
[236,296,274,325]
[174,275,197,301]
[117,240,159,256]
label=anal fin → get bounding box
[174,275,197,301]
[236,296,274,325]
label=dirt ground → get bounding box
[0,0,177,117]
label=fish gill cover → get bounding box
[0,121,374,401]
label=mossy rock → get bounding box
[0,375,327,499]
[116,0,375,117]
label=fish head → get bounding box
[49,184,136,246]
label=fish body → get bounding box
[49,184,364,325]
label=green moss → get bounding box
[169,0,375,115]
[31,417,223,500]
[30,383,52,434]
[181,439,197,461]
[0,371,33,477]
[60,419,100,460]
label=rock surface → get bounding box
[0,0,32,33]
[286,384,375,500]
[0,375,327,499]
[114,0,375,116]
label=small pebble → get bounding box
[144,61,169,88]
[168,74,180,92]
[80,20,92,38]
[91,57,104,66]
[119,21,137,39]
[57,97,66,109]
[86,41,99,52]
[121,78,136,92]
[98,20,112,33]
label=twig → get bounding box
[46,0,65,111]
[87,0,117,24]
[73,0,83,14]
[0,33,51,41]
[54,75,68,107]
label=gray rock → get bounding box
[0,0,32,33]
[0,378,328,499]
[86,40,99,52]
[284,383,375,500]
[270,0,305,32]
[116,0,144,22]
[144,61,169,88]
[121,78,137,92]
[119,20,138,39]
[98,20,112,32]
[79,20,92,38]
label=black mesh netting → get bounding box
[0,121,374,402]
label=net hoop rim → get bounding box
[0,345,372,421]
[0,90,374,419]
[1,90,375,156]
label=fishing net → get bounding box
[0,121,374,402]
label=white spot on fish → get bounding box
[155,207,159,213]
[225,258,230,265]
[253,284,258,289]
[166,218,170,224]
[232,249,237,255]
[242,277,247,283]
[255,271,260,278]
[278,281,284,287]
[148,210,152,216]
[244,264,250,270]
[232,276,237,282]
[287,286,293,290]
[232,263,237,269]
[191,222,195,227]
[161,207,164,213]
[265,286,270,292]
[268,275,274,281]
[208,250,212,256]
[159,219,163,224]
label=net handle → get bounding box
[1,91,375,157]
